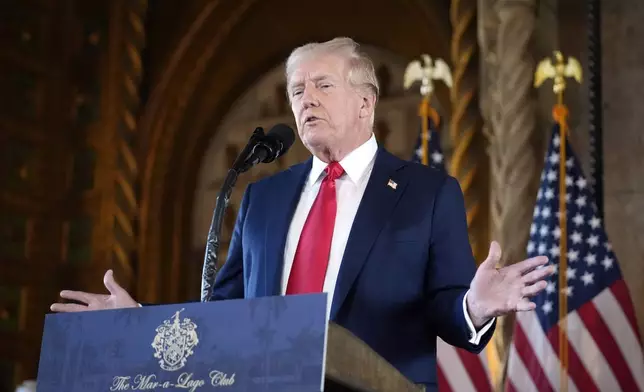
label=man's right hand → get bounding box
[50,269,138,312]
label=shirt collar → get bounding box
[308,133,378,186]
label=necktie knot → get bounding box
[325,161,344,182]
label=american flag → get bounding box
[411,117,444,170]
[506,124,644,391]
[411,113,495,392]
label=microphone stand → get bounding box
[200,127,265,302]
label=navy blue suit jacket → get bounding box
[211,146,494,389]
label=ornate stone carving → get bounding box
[480,0,539,387]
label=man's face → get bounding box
[288,53,365,155]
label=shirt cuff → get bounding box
[462,290,495,345]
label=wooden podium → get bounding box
[325,323,425,392]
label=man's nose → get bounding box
[302,87,319,108]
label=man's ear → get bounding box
[359,93,376,119]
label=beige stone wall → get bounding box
[601,0,644,339]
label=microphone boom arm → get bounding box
[200,127,264,302]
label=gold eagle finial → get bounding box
[404,54,453,97]
[534,50,583,101]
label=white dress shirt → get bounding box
[280,133,494,344]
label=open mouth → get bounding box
[305,116,321,123]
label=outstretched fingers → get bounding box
[521,264,556,285]
[521,280,548,298]
[515,298,537,312]
[59,290,104,306]
[506,255,549,276]
[50,302,90,312]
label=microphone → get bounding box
[234,123,295,173]
[248,123,295,164]
[200,123,295,302]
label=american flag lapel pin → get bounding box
[387,179,397,190]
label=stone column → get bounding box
[479,0,539,388]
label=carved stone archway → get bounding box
[136,0,457,303]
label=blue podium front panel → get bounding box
[37,293,328,392]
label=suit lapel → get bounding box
[258,160,311,297]
[330,148,408,319]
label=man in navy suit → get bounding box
[52,37,554,390]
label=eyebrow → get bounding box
[288,75,333,92]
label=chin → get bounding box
[302,127,331,146]
[302,135,333,155]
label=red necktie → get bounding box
[286,161,344,294]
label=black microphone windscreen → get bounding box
[267,123,295,153]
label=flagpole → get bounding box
[534,50,583,392]
[420,96,430,166]
[554,99,569,392]
[418,95,441,165]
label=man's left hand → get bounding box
[466,241,555,328]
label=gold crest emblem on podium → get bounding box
[151,308,200,371]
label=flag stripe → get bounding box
[595,283,644,390]
[507,344,540,392]
[546,322,597,392]
[456,347,491,392]
[517,311,580,392]
[512,319,554,392]
[505,379,518,392]
[437,364,453,392]
[579,292,641,391]
[610,279,643,342]
[566,311,621,391]
[437,339,476,391]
